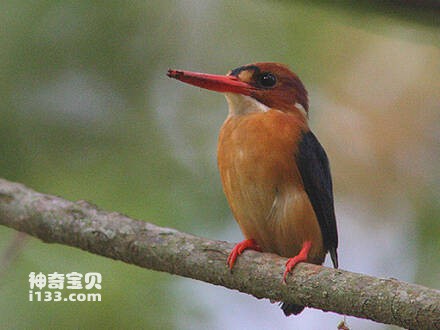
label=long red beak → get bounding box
[167,69,254,95]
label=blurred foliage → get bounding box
[297,0,440,29]
[415,198,440,288]
[0,1,438,329]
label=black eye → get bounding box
[258,72,277,88]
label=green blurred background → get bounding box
[0,1,439,329]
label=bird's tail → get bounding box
[280,302,305,316]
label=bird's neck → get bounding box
[225,93,270,116]
[224,93,308,125]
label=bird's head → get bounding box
[167,62,308,117]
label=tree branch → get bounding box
[0,178,439,329]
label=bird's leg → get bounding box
[283,240,312,283]
[227,238,262,270]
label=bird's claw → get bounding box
[282,241,312,283]
[227,238,261,270]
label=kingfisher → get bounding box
[167,62,338,316]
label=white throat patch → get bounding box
[225,93,270,116]
[294,102,308,118]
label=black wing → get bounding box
[296,131,338,268]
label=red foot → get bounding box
[283,241,312,283]
[227,238,262,270]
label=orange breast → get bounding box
[217,110,325,263]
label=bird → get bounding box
[167,62,338,316]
